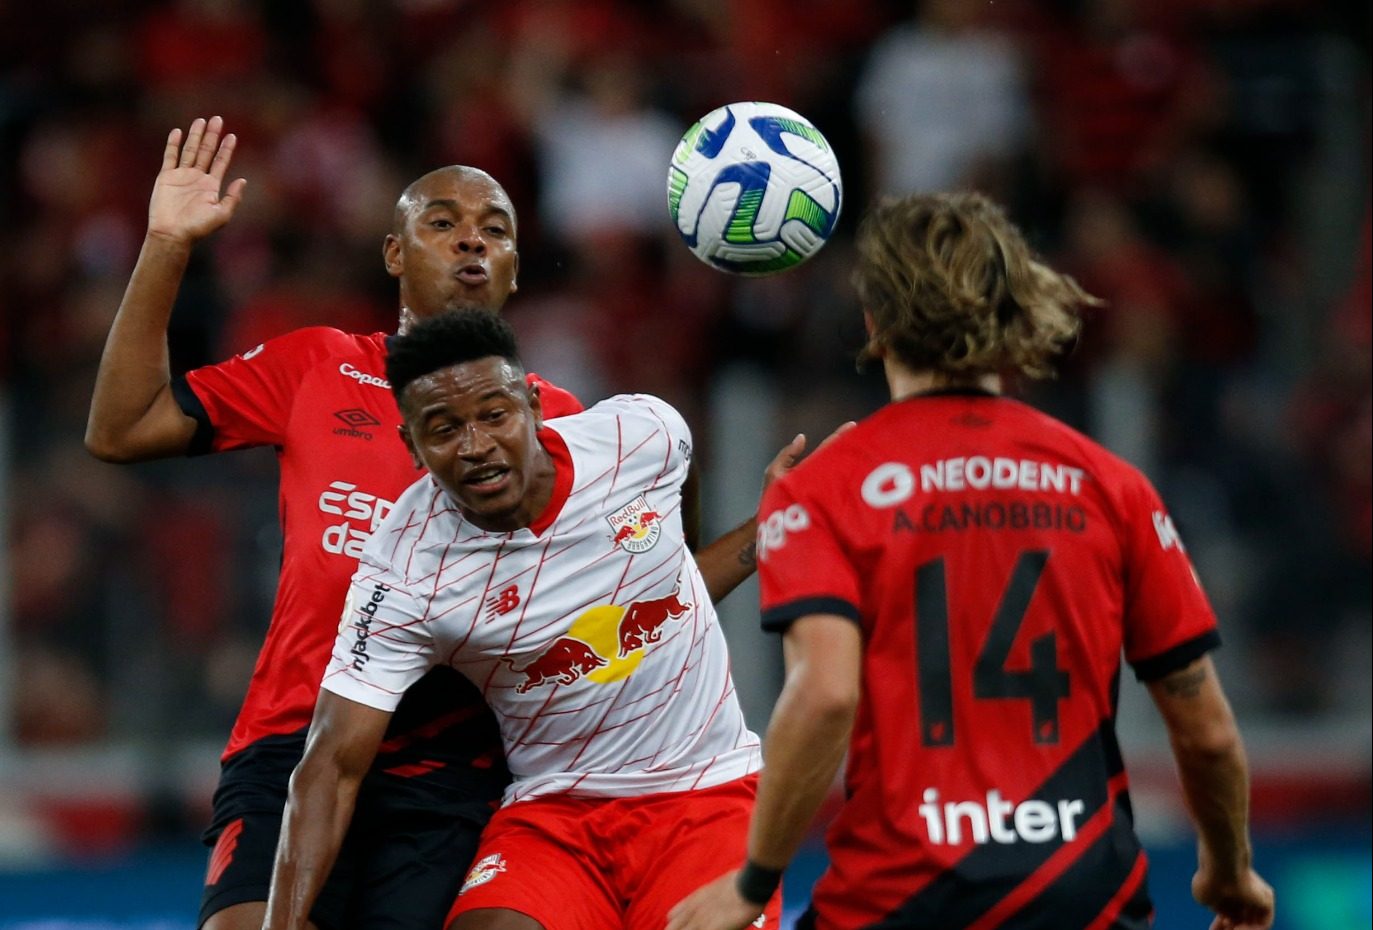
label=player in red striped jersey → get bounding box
[670,192,1275,930]
[86,118,777,930]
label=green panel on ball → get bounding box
[674,122,703,166]
[784,189,830,233]
[774,118,829,151]
[667,167,688,222]
[724,187,764,243]
[741,249,805,274]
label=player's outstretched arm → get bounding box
[692,424,855,603]
[263,690,391,930]
[1147,656,1275,930]
[86,116,247,463]
[667,613,861,930]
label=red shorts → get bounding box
[446,774,782,930]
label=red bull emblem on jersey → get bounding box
[506,589,692,692]
[607,495,661,553]
[509,637,608,693]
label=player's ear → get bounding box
[526,379,542,428]
[861,309,886,359]
[398,424,423,470]
[383,233,403,278]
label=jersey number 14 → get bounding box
[915,550,1070,746]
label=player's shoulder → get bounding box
[241,326,387,367]
[584,393,688,431]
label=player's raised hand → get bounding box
[665,870,762,930]
[146,116,247,247]
[1194,865,1275,930]
[762,421,857,490]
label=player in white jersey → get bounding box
[263,310,781,930]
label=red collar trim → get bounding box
[528,425,573,537]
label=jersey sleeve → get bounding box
[1119,472,1221,681]
[528,374,584,419]
[320,562,437,712]
[173,327,354,454]
[757,471,863,634]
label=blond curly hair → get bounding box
[853,192,1099,380]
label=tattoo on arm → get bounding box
[1161,664,1208,699]
[738,541,757,567]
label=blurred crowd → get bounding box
[1,0,1369,759]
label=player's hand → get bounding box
[146,116,247,247]
[762,421,857,490]
[1193,866,1275,930]
[666,870,763,930]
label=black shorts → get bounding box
[199,730,504,930]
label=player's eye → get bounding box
[430,219,453,229]
[484,226,508,237]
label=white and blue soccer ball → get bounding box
[667,101,842,275]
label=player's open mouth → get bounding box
[456,264,488,285]
[463,465,510,491]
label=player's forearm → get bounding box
[85,233,194,461]
[263,757,362,930]
[1171,726,1254,877]
[694,518,758,603]
[746,663,855,869]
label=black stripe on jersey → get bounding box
[992,792,1152,929]
[1130,629,1221,682]
[171,375,216,456]
[761,596,862,633]
[862,717,1144,930]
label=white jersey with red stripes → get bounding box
[322,393,761,805]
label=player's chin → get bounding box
[445,288,504,315]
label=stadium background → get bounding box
[0,0,1368,927]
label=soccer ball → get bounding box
[667,101,842,275]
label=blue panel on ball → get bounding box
[695,107,736,159]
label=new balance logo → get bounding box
[486,585,521,617]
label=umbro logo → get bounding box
[333,408,380,440]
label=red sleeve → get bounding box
[528,374,584,418]
[175,327,355,453]
[1119,470,1221,680]
[757,468,862,634]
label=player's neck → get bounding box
[885,361,1001,402]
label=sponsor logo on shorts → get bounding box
[607,495,661,553]
[205,817,244,887]
[460,852,508,893]
[241,344,265,360]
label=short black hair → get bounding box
[385,311,524,404]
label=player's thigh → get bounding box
[203,902,320,930]
[339,802,489,930]
[624,777,781,930]
[445,804,619,930]
[199,809,347,930]
[449,909,546,930]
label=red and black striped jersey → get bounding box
[174,326,582,773]
[757,391,1218,930]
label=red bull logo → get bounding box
[506,589,692,692]
[617,592,690,656]
[508,637,607,693]
[607,495,662,553]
